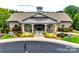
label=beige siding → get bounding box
[9,22,21,31]
[58,22,71,28]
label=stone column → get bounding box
[45,24,47,32]
[21,24,25,33]
[32,24,34,33]
[52,24,54,33]
[53,24,58,34]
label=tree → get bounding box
[64,5,79,31]
[0,8,11,32]
[73,13,79,30]
[75,20,79,30]
[0,8,17,33]
[0,8,23,33]
[64,5,79,19]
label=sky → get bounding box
[0,0,79,12]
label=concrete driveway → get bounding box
[0,41,79,53]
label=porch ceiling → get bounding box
[19,18,57,24]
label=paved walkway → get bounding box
[1,41,79,53]
[57,32,79,35]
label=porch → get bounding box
[15,14,58,35]
[21,24,58,35]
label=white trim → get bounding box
[22,24,25,32]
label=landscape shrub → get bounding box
[44,32,57,38]
[1,28,5,33]
[57,33,68,38]
[43,32,48,35]
[64,28,69,32]
[58,28,71,32]
[0,28,9,33]
[13,31,22,37]
[20,32,34,37]
[5,28,9,33]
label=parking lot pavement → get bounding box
[0,41,79,53]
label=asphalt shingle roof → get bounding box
[7,12,72,22]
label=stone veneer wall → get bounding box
[9,22,21,31]
[58,22,71,28]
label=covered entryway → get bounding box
[34,24,44,36]
[19,13,58,35]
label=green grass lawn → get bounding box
[0,34,13,39]
[64,36,79,44]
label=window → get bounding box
[26,24,32,32]
[47,24,53,33]
[62,25,65,28]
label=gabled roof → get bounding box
[20,17,57,24]
[7,12,72,22]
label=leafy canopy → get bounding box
[64,5,79,31]
[0,8,19,33]
[73,13,79,30]
[64,5,79,19]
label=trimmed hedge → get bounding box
[44,32,57,38]
[13,31,22,37]
[58,28,73,32]
[57,33,68,38]
[20,32,34,37]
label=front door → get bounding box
[35,24,44,36]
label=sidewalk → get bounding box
[57,32,79,35]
